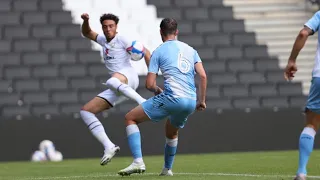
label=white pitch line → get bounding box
[17,172,320,180]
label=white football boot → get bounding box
[118,162,146,176]
[159,168,173,176]
[100,145,120,165]
[294,174,306,180]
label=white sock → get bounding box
[104,77,146,104]
[80,110,115,151]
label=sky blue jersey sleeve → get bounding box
[148,50,160,74]
[305,11,320,33]
[194,50,202,64]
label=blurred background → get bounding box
[0,0,319,162]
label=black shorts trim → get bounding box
[96,96,113,107]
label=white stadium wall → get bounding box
[62,0,163,75]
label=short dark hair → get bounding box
[100,13,119,25]
[160,18,178,36]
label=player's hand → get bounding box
[81,13,89,21]
[196,101,206,111]
[284,60,298,81]
[154,86,163,96]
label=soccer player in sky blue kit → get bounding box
[285,11,320,180]
[117,18,207,176]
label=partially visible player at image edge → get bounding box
[285,10,320,180]
[117,18,207,176]
[79,13,151,166]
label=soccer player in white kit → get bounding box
[79,13,151,165]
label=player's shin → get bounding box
[126,124,143,163]
[80,110,115,151]
[104,77,146,104]
[164,137,178,169]
[297,127,316,176]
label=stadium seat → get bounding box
[228,59,255,72]
[22,12,47,24]
[23,92,50,104]
[4,25,30,39]
[261,97,289,108]
[41,79,69,90]
[0,80,12,92]
[211,73,238,85]
[40,0,64,11]
[51,91,78,104]
[13,39,40,52]
[32,25,58,38]
[0,53,20,66]
[14,79,41,92]
[238,72,266,84]
[222,85,249,97]
[22,53,49,65]
[70,78,96,90]
[32,66,59,78]
[2,106,31,117]
[5,66,31,79]
[32,105,60,116]
[60,65,87,77]
[233,97,261,109]
[0,93,20,105]
[0,0,12,11]
[50,52,77,64]
[250,84,278,96]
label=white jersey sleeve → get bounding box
[95,34,106,46]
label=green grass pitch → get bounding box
[1,150,320,180]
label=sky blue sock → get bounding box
[297,133,314,175]
[164,144,177,169]
[128,132,142,159]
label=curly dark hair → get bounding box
[160,18,178,36]
[100,13,119,25]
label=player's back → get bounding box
[154,40,200,100]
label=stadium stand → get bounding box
[0,0,307,119]
[225,0,318,95]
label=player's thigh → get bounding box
[82,89,124,114]
[305,77,320,130]
[125,105,151,125]
[165,120,179,139]
[168,98,196,129]
[114,67,139,90]
[141,94,170,122]
[81,97,111,114]
[112,72,128,84]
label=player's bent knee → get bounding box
[305,109,320,131]
[125,113,137,125]
[105,77,122,90]
[166,131,178,139]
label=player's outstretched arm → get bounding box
[284,27,313,81]
[81,13,98,42]
[143,48,151,68]
[195,62,207,111]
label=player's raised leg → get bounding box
[80,90,123,166]
[103,73,146,104]
[118,105,151,176]
[160,120,178,176]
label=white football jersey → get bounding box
[95,33,134,74]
